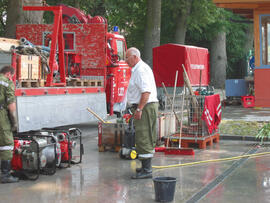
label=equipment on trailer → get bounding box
[11,128,83,180]
[60,4,131,116]
[119,118,137,160]
[0,3,130,133]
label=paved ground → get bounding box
[1,106,270,203]
[222,105,270,121]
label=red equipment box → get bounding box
[241,96,255,108]
[153,43,209,87]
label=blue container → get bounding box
[225,79,247,97]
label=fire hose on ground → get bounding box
[153,146,270,170]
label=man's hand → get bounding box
[134,110,142,120]
[11,124,18,133]
[134,92,150,120]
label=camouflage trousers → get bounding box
[0,109,13,160]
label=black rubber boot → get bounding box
[132,159,152,179]
[1,160,19,183]
[136,167,142,173]
[136,160,142,173]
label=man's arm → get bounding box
[7,102,18,131]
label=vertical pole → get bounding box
[110,76,114,115]
[57,8,66,85]
[11,52,17,85]
[46,9,60,86]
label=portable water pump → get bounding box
[42,127,83,166]
[12,131,58,180]
[11,128,83,180]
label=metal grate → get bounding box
[165,94,210,137]
[182,95,209,137]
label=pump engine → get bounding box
[11,128,83,180]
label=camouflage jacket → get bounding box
[0,74,15,131]
[0,74,15,109]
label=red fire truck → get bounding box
[0,4,131,132]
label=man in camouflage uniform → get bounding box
[0,65,19,183]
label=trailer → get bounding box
[0,4,130,132]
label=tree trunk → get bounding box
[5,0,43,38]
[239,24,254,78]
[143,0,161,68]
[5,0,21,38]
[174,0,193,44]
[210,31,227,89]
[74,0,80,9]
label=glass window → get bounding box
[261,16,270,65]
[63,33,75,50]
[116,40,125,61]
[42,32,75,51]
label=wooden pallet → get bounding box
[166,133,220,149]
[68,79,103,87]
[39,79,45,87]
[84,80,103,87]
[19,80,40,88]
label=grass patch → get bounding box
[219,120,269,136]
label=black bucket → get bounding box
[153,176,176,202]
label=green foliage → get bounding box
[256,122,270,143]
[80,0,106,16]
[185,2,230,46]
[226,17,251,78]
[184,1,251,77]
[0,0,8,36]
[188,0,222,36]
[103,0,147,50]
[160,0,176,44]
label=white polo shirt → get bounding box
[127,60,158,104]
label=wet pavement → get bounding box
[1,106,270,203]
[222,105,270,121]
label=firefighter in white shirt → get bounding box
[125,47,158,179]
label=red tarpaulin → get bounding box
[153,43,209,87]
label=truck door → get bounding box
[106,35,131,115]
